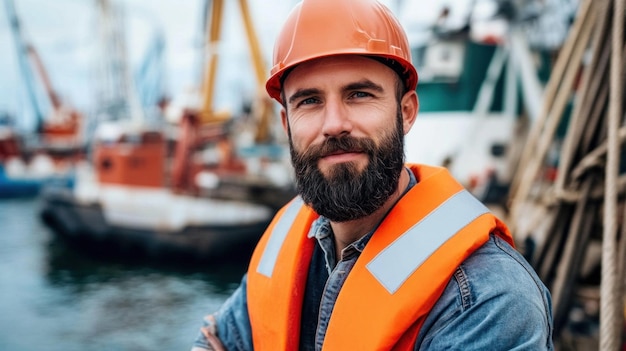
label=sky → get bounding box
[0,0,300,129]
[0,0,521,131]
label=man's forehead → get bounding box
[283,55,395,87]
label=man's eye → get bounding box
[298,97,318,106]
[351,91,371,98]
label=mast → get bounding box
[95,0,144,124]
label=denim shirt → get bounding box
[192,170,554,350]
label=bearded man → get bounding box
[191,0,553,350]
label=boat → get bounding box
[0,148,75,199]
[40,0,295,263]
[400,0,556,204]
[39,125,274,263]
[1,0,83,198]
[0,130,79,199]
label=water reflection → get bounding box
[44,235,247,294]
[0,198,248,351]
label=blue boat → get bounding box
[0,164,41,198]
[0,161,75,199]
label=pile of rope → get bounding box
[505,0,625,348]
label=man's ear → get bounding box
[280,108,289,135]
[401,90,419,135]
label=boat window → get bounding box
[413,40,466,83]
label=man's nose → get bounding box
[321,97,352,138]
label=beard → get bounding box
[289,111,405,222]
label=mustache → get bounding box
[302,136,376,160]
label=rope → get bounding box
[599,0,624,349]
[508,0,596,230]
[511,0,592,189]
[570,127,626,180]
[548,173,626,204]
[554,0,612,194]
[619,170,626,349]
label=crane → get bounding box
[171,0,278,192]
[3,0,83,151]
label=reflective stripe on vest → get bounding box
[367,189,489,293]
[256,197,304,277]
[254,189,489,293]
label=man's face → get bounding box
[281,55,409,222]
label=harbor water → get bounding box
[0,197,247,351]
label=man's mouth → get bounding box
[320,150,364,164]
[322,147,363,157]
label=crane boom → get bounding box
[3,0,44,126]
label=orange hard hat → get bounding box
[265,0,418,103]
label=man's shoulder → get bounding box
[429,234,551,318]
[461,234,546,296]
[417,235,554,350]
[445,233,551,307]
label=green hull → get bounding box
[414,41,504,113]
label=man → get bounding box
[192,0,554,349]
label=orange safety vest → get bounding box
[247,164,513,350]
